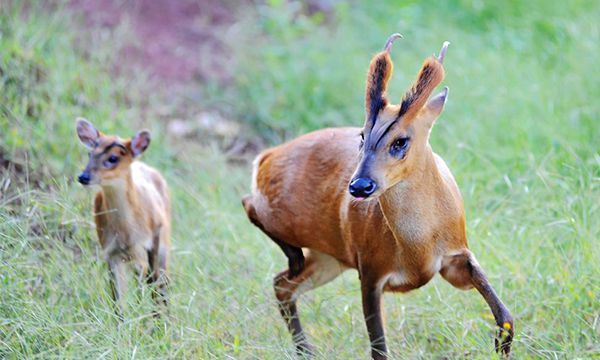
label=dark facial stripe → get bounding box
[363,112,401,152]
[99,142,127,156]
[372,117,400,149]
[354,151,375,179]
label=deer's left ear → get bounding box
[425,86,449,118]
[129,130,151,157]
[399,41,449,122]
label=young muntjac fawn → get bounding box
[243,34,514,358]
[76,118,171,316]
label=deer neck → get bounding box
[378,145,443,242]
[100,170,139,226]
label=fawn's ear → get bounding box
[365,33,402,126]
[129,130,151,157]
[76,117,99,149]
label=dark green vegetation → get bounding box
[1,1,598,358]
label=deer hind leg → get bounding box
[242,195,305,277]
[272,237,305,278]
[147,228,170,313]
[132,245,150,298]
[274,250,347,356]
[440,250,514,356]
[155,242,170,308]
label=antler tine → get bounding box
[437,41,450,63]
[384,33,403,52]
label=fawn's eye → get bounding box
[390,137,410,158]
[359,132,364,148]
[104,155,119,167]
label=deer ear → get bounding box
[130,130,151,157]
[425,86,449,118]
[76,117,99,149]
[365,33,402,126]
[399,41,449,121]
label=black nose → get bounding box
[78,172,91,185]
[349,177,377,198]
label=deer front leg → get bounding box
[132,245,150,299]
[108,258,128,320]
[440,250,514,356]
[361,280,387,359]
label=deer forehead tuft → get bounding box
[93,137,128,156]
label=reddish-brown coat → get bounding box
[243,36,513,358]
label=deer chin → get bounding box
[350,190,383,202]
[84,179,100,186]
[99,176,128,189]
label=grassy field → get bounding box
[1,1,599,359]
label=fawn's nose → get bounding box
[349,177,377,198]
[78,172,91,185]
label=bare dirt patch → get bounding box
[69,0,262,160]
[70,0,237,86]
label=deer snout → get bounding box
[78,172,91,185]
[349,177,377,199]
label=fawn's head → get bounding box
[349,34,449,199]
[75,118,151,186]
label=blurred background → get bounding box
[0,0,598,358]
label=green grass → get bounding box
[1,1,599,359]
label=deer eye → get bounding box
[390,137,410,158]
[104,155,120,167]
[359,132,365,148]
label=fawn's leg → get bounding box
[108,258,128,320]
[147,229,169,312]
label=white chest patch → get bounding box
[430,256,443,274]
[382,256,443,289]
[386,271,408,287]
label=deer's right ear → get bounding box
[76,117,99,149]
[425,86,449,118]
[365,33,402,126]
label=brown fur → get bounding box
[243,38,513,358]
[365,51,393,123]
[399,57,445,121]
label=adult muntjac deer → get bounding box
[76,118,171,316]
[242,34,514,358]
